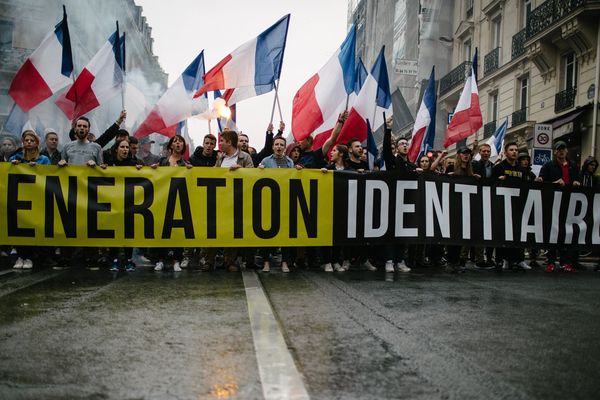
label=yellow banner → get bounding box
[0,164,333,247]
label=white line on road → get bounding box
[242,271,310,400]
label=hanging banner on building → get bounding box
[0,165,598,248]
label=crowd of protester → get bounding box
[0,111,598,274]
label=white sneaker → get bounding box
[262,262,270,273]
[342,259,351,271]
[181,258,190,269]
[385,261,394,273]
[333,262,345,272]
[13,257,24,269]
[22,259,33,269]
[502,259,509,270]
[362,260,377,271]
[324,263,333,272]
[465,260,475,269]
[281,262,290,273]
[518,261,532,270]
[396,261,411,273]
[154,261,164,271]
[173,261,182,272]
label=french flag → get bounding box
[134,51,208,139]
[194,14,290,100]
[56,28,124,120]
[408,66,436,163]
[8,6,73,112]
[291,25,356,142]
[475,118,508,161]
[315,46,392,149]
[444,54,482,148]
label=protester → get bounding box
[320,144,350,272]
[100,139,143,272]
[150,135,192,272]
[138,137,161,165]
[189,133,218,167]
[1,135,18,162]
[538,141,581,273]
[9,130,50,270]
[491,141,531,272]
[258,135,298,273]
[579,156,599,271]
[40,129,62,165]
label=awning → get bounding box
[551,109,585,130]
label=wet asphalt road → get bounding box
[1,263,600,400]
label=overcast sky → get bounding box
[136,0,349,148]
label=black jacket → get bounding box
[189,147,217,167]
[539,158,580,184]
[382,127,417,172]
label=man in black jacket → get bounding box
[537,141,581,273]
[189,133,218,166]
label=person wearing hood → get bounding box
[580,156,599,272]
[580,156,599,189]
[189,133,218,167]
[518,152,536,181]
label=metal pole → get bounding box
[270,80,280,125]
[591,22,600,158]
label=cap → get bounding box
[457,146,472,154]
[517,152,530,160]
[553,141,567,150]
[140,137,155,144]
[44,128,57,135]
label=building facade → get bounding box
[439,0,600,164]
[348,0,454,147]
[0,0,167,140]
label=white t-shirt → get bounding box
[220,150,239,168]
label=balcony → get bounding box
[466,6,473,18]
[484,47,501,75]
[512,108,528,126]
[439,61,471,96]
[483,121,496,138]
[511,28,527,59]
[526,0,585,39]
[554,87,577,113]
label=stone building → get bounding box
[438,0,599,164]
[0,0,167,140]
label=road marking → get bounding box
[242,271,310,400]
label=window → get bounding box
[491,93,498,122]
[0,20,13,49]
[522,0,532,29]
[519,77,529,110]
[492,16,502,49]
[466,0,474,17]
[464,39,472,62]
[563,53,578,89]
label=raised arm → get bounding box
[321,111,348,155]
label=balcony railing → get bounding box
[466,6,473,18]
[512,108,528,126]
[526,0,585,39]
[439,61,471,96]
[554,87,577,113]
[512,28,527,59]
[484,47,501,75]
[483,121,497,138]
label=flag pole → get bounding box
[275,85,284,123]
[121,31,126,112]
[208,119,212,135]
[270,80,280,125]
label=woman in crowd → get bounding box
[9,130,50,269]
[151,135,191,272]
[320,144,350,272]
[101,138,143,272]
[286,144,302,166]
[1,135,19,162]
[580,156,599,271]
[258,136,299,273]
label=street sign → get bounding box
[534,124,552,148]
[394,59,418,75]
[532,148,552,166]
[447,112,454,124]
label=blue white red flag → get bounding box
[134,51,208,138]
[291,25,356,142]
[56,28,124,119]
[444,52,482,148]
[366,119,379,171]
[408,66,436,163]
[8,6,73,112]
[194,14,290,100]
[314,46,392,150]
